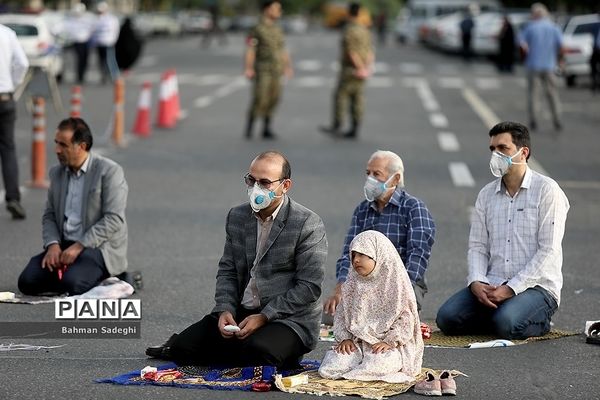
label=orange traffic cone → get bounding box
[132,82,152,137]
[70,85,82,118]
[170,69,180,121]
[156,70,175,128]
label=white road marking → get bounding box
[399,62,423,74]
[373,62,390,74]
[462,87,549,176]
[296,60,322,72]
[194,96,213,108]
[449,162,476,187]
[294,76,328,87]
[438,132,460,152]
[475,77,501,90]
[430,113,449,128]
[438,77,465,89]
[368,76,394,87]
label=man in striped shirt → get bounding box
[436,121,569,340]
[323,150,435,315]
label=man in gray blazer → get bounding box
[18,117,128,295]
[147,151,327,368]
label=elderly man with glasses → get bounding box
[147,150,328,369]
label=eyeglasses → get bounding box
[244,173,284,189]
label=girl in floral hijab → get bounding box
[319,230,424,383]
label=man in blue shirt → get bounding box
[518,3,564,131]
[323,150,435,314]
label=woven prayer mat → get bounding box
[97,360,320,391]
[274,368,464,400]
[425,329,578,348]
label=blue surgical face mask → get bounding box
[363,175,394,202]
[489,148,525,177]
[247,182,283,212]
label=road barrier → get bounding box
[29,97,49,188]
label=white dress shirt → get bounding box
[468,167,570,305]
[0,24,29,92]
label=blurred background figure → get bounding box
[115,17,143,74]
[202,0,227,48]
[497,15,515,73]
[459,3,479,62]
[591,14,600,93]
[519,3,564,131]
[0,21,29,220]
[93,2,120,84]
[375,8,388,47]
[65,3,94,84]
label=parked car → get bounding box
[561,14,600,87]
[471,10,530,56]
[178,11,212,34]
[0,13,63,78]
[395,0,500,44]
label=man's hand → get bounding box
[470,281,498,309]
[42,244,62,271]
[218,311,238,339]
[487,285,515,305]
[335,339,357,355]
[371,342,393,354]
[284,65,294,79]
[244,67,255,79]
[59,242,84,266]
[323,283,342,316]
[237,313,267,340]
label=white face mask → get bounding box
[489,148,526,177]
[247,182,283,212]
[363,175,395,202]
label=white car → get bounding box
[561,14,600,87]
[0,13,63,78]
[472,10,530,56]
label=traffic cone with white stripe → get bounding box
[70,85,82,118]
[156,70,176,128]
[29,96,49,188]
[132,81,152,137]
[170,69,180,121]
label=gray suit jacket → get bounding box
[212,196,328,350]
[42,152,128,276]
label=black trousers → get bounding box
[18,241,109,295]
[73,42,89,84]
[170,308,307,369]
[0,98,20,202]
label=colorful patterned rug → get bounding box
[275,368,465,400]
[97,360,320,391]
[425,329,577,348]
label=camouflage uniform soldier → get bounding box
[321,2,373,139]
[244,0,293,139]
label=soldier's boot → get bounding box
[319,120,341,134]
[245,115,255,139]
[263,116,277,139]
[342,119,359,139]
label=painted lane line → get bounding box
[462,87,549,176]
[430,113,448,128]
[475,77,501,90]
[194,96,213,108]
[449,162,476,187]
[438,77,465,89]
[296,60,322,72]
[406,78,439,112]
[373,62,390,74]
[399,62,423,74]
[294,76,328,87]
[368,76,394,87]
[438,132,460,152]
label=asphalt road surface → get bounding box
[1,30,599,399]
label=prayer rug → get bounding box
[97,360,320,391]
[0,277,134,304]
[425,329,578,348]
[274,368,464,400]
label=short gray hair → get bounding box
[368,150,405,187]
[531,3,549,18]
